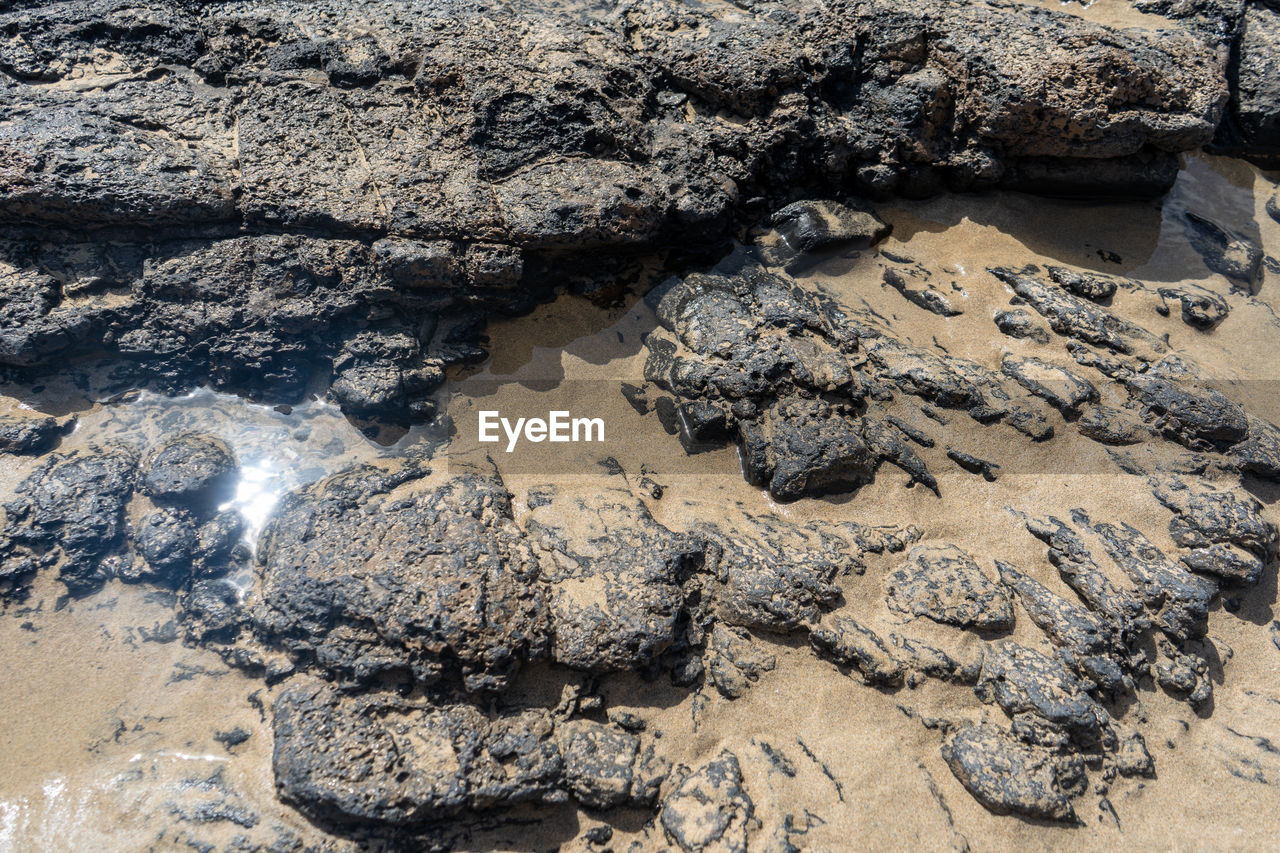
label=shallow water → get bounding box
[1,151,1278,849]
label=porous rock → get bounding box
[255,465,550,692]
[886,544,1014,631]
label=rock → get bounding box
[272,682,563,826]
[889,633,970,682]
[556,720,667,809]
[996,560,1125,691]
[769,200,890,256]
[1076,405,1153,446]
[1231,415,1280,480]
[2,444,137,595]
[706,624,777,699]
[1155,637,1214,706]
[810,616,904,686]
[886,544,1014,631]
[1154,478,1277,585]
[977,640,1110,740]
[1123,372,1249,445]
[0,0,1232,416]
[256,465,550,692]
[0,412,68,454]
[740,398,877,499]
[883,269,962,317]
[1019,513,1148,634]
[1077,511,1217,641]
[130,508,200,585]
[1000,355,1098,415]
[328,329,443,421]
[1046,266,1121,301]
[140,433,238,505]
[946,448,1001,481]
[660,751,753,853]
[697,514,852,632]
[994,309,1050,343]
[1221,3,1280,162]
[1183,212,1264,291]
[194,510,246,575]
[526,484,696,673]
[1113,725,1155,778]
[990,267,1165,355]
[181,578,246,645]
[1157,285,1229,329]
[941,724,1076,821]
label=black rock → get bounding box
[140,434,238,505]
[272,682,564,826]
[941,724,1076,822]
[256,465,550,692]
[0,413,70,455]
[3,444,137,595]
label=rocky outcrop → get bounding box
[0,0,1241,419]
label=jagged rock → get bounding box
[1077,511,1217,641]
[740,398,877,499]
[1020,512,1148,634]
[977,640,1110,740]
[768,199,890,259]
[697,515,854,632]
[2,444,137,595]
[810,616,904,686]
[1123,372,1249,445]
[1155,637,1214,706]
[1154,478,1277,585]
[1046,266,1121,301]
[0,0,1231,409]
[1000,355,1098,415]
[140,433,238,505]
[889,633,975,682]
[886,544,1014,631]
[1232,415,1280,480]
[990,267,1165,355]
[941,725,1076,822]
[1157,285,1229,329]
[1113,725,1155,778]
[255,465,550,692]
[706,624,777,699]
[660,751,753,853]
[994,309,1050,343]
[1223,2,1280,161]
[272,682,563,826]
[328,329,443,421]
[0,411,68,454]
[526,484,696,673]
[866,338,1054,440]
[883,268,962,317]
[1076,405,1153,445]
[556,720,668,809]
[996,560,1125,691]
